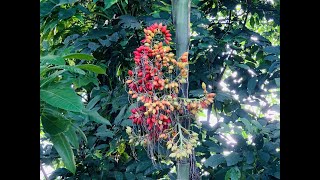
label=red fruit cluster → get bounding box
[129,106,146,124]
[141,23,172,45]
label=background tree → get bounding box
[40,0,279,179]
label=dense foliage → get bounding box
[40,0,280,179]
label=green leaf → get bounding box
[263,46,280,55]
[120,119,133,126]
[41,112,72,135]
[204,154,225,168]
[104,0,118,9]
[51,134,76,174]
[73,75,99,87]
[86,95,101,110]
[40,86,83,112]
[88,42,100,51]
[58,8,76,20]
[247,77,258,95]
[57,0,77,6]
[85,110,111,125]
[225,152,242,166]
[40,70,66,88]
[118,15,141,29]
[49,65,86,75]
[41,55,65,65]
[114,105,127,125]
[64,126,79,149]
[275,78,280,87]
[258,151,270,163]
[225,166,241,180]
[124,172,135,180]
[243,151,254,164]
[95,130,114,138]
[75,126,87,144]
[76,64,106,74]
[136,161,152,173]
[114,171,123,180]
[239,118,255,133]
[63,53,95,61]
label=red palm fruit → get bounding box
[161,26,167,33]
[132,94,138,98]
[158,42,163,47]
[166,37,172,41]
[139,86,143,92]
[165,40,170,44]
[128,70,133,76]
[153,81,158,86]
[165,33,172,37]
[154,76,159,81]
[138,72,143,77]
[146,39,151,43]
[131,108,137,113]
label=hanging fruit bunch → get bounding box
[125,23,215,161]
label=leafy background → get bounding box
[40,0,280,179]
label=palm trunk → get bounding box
[172,0,191,179]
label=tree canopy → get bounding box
[40,0,280,179]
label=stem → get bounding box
[172,0,191,179]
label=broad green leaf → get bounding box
[118,15,141,29]
[58,8,76,20]
[243,151,254,164]
[86,95,101,110]
[258,151,270,163]
[247,77,258,95]
[57,0,77,6]
[225,152,242,166]
[225,166,241,180]
[104,0,118,9]
[51,134,76,174]
[126,162,138,172]
[49,65,86,75]
[88,42,100,51]
[124,172,135,180]
[40,86,83,112]
[63,53,95,61]
[114,105,127,125]
[239,118,255,133]
[95,130,114,138]
[40,70,66,88]
[85,110,111,125]
[73,75,99,87]
[120,119,133,126]
[114,171,123,180]
[275,78,280,87]
[41,112,71,135]
[41,55,65,65]
[204,154,225,168]
[76,64,106,74]
[136,161,152,173]
[74,126,87,144]
[64,126,79,149]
